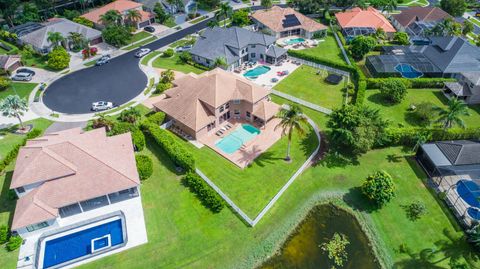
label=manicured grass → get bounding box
[140,51,161,65]
[364,88,480,128]
[124,36,157,51]
[189,15,207,24]
[297,32,346,66]
[168,37,195,48]
[21,54,50,70]
[84,59,97,67]
[274,65,347,109]
[469,17,480,27]
[129,31,153,44]
[151,54,205,74]
[162,17,176,28]
[0,83,37,100]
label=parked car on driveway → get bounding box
[175,45,192,53]
[16,68,35,76]
[11,72,33,81]
[135,48,151,58]
[91,101,114,111]
[144,26,155,33]
[95,55,111,66]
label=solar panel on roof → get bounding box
[282,14,301,28]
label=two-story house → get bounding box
[152,68,280,139]
[10,128,147,269]
[444,72,480,104]
[189,26,287,71]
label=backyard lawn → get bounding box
[364,88,480,128]
[297,32,346,66]
[152,53,205,74]
[0,82,37,100]
[274,65,347,109]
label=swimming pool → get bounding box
[216,124,260,154]
[243,66,271,78]
[284,38,305,45]
[456,180,480,208]
[395,64,423,79]
[42,219,124,268]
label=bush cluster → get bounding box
[0,225,8,244]
[141,121,195,171]
[379,78,407,104]
[47,46,70,70]
[0,77,11,91]
[155,82,172,94]
[384,127,480,147]
[366,78,456,89]
[26,128,42,139]
[6,235,22,251]
[163,48,174,57]
[135,154,153,180]
[183,172,224,213]
[146,112,166,125]
[131,128,146,151]
[362,171,396,207]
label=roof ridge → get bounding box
[42,146,78,173]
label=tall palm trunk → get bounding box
[285,128,292,161]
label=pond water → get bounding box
[259,204,381,269]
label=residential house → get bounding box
[391,7,451,43]
[251,6,327,39]
[444,72,480,104]
[10,128,147,269]
[152,68,280,139]
[365,36,480,78]
[81,0,155,29]
[17,18,102,54]
[335,7,396,41]
[190,26,287,71]
[0,55,21,73]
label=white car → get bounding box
[135,48,151,58]
[91,101,114,111]
[175,45,192,53]
[11,72,33,81]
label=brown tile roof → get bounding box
[392,7,451,28]
[153,68,271,131]
[253,100,281,120]
[0,55,21,70]
[335,7,396,33]
[81,0,154,24]
[10,128,139,230]
[251,6,327,33]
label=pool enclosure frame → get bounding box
[34,211,127,269]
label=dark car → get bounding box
[144,26,155,33]
[95,55,111,66]
[16,68,35,76]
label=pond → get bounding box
[259,204,381,269]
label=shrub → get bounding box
[73,17,94,28]
[403,201,427,221]
[146,112,166,125]
[6,235,22,251]
[0,225,8,244]
[26,128,42,139]
[160,69,174,84]
[384,127,480,147]
[163,48,174,57]
[92,115,113,132]
[179,51,192,63]
[119,107,141,124]
[47,46,70,70]
[411,102,436,127]
[393,32,410,45]
[183,172,224,212]
[362,171,396,207]
[155,82,172,94]
[110,122,134,135]
[102,25,132,47]
[135,154,153,180]
[366,78,455,89]
[0,77,11,91]
[132,128,146,151]
[349,36,377,60]
[141,121,195,171]
[379,78,407,104]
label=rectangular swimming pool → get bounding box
[216,124,260,154]
[42,218,124,268]
[284,38,305,45]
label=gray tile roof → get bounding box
[19,18,102,50]
[462,72,480,86]
[190,27,281,64]
[266,45,287,58]
[423,37,480,74]
[436,140,480,165]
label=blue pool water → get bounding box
[243,66,271,78]
[284,38,306,45]
[456,180,480,208]
[468,207,480,220]
[216,124,260,154]
[395,64,423,79]
[43,219,123,268]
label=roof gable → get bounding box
[392,7,451,28]
[436,140,480,165]
[335,7,396,33]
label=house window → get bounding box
[246,111,251,118]
[225,102,230,109]
[108,187,139,204]
[234,109,240,115]
[80,195,109,212]
[251,45,256,48]
[17,187,25,193]
[26,221,49,232]
[233,99,240,104]
[250,53,256,58]
[220,106,224,113]
[206,59,210,65]
[59,203,83,217]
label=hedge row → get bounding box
[135,154,153,180]
[146,111,166,125]
[141,121,195,171]
[183,172,224,213]
[383,127,480,147]
[0,128,43,174]
[366,78,456,89]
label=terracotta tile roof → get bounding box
[153,68,271,131]
[10,128,139,230]
[251,6,327,33]
[81,0,153,24]
[392,7,451,28]
[253,100,281,120]
[335,7,396,33]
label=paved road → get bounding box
[43,18,216,114]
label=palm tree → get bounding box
[160,69,175,83]
[125,9,142,27]
[274,104,307,161]
[47,31,65,48]
[433,98,470,132]
[68,32,86,50]
[214,57,227,69]
[0,95,29,129]
[100,10,122,26]
[216,3,233,28]
[381,0,397,12]
[207,19,219,28]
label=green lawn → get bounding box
[21,54,50,70]
[151,54,205,74]
[274,65,347,109]
[162,17,176,28]
[364,89,480,128]
[0,83,37,100]
[140,51,161,65]
[124,36,157,51]
[469,17,480,27]
[129,31,153,44]
[296,32,346,66]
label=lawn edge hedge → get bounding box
[183,172,224,213]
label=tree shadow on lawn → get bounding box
[367,92,397,107]
[342,186,377,213]
[0,171,16,227]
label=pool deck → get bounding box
[236,61,300,88]
[198,119,283,168]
